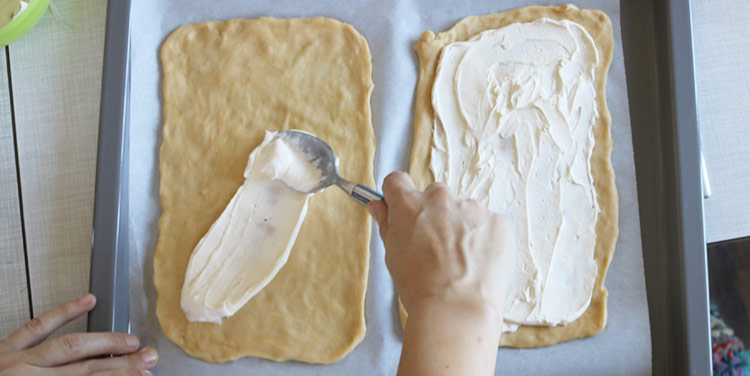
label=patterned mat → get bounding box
[712,304,750,376]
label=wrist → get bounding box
[407,294,503,334]
[398,294,503,376]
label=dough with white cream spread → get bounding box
[408,5,617,347]
[180,131,321,324]
[155,17,375,363]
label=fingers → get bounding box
[382,171,417,204]
[367,200,389,240]
[27,332,140,367]
[3,364,151,376]
[56,346,158,375]
[367,200,388,226]
[2,294,96,351]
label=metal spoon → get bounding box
[275,130,384,205]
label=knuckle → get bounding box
[426,181,449,191]
[383,172,402,189]
[60,301,78,318]
[60,334,82,355]
[82,358,108,374]
[425,183,452,201]
[386,171,408,181]
[23,317,44,333]
[82,360,99,374]
[384,172,415,192]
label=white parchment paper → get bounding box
[128,1,651,374]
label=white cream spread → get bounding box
[181,131,321,324]
[430,18,601,328]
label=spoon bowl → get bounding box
[276,130,384,205]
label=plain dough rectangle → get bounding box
[154,17,376,363]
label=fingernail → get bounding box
[141,346,158,364]
[125,334,139,347]
[366,204,375,217]
[141,371,152,376]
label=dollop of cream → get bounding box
[180,131,321,324]
[430,18,601,328]
[254,133,323,193]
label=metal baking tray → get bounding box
[87,0,711,373]
[88,0,130,335]
[621,0,711,374]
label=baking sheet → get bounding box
[127,0,651,374]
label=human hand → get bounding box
[367,171,516,319]
[367,172,516,376]
[0,294,157,376]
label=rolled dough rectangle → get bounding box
[408,4,618,347]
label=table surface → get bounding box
[0,0,746,343]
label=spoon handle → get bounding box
[351,184,385,206]
[336,178,384,206]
